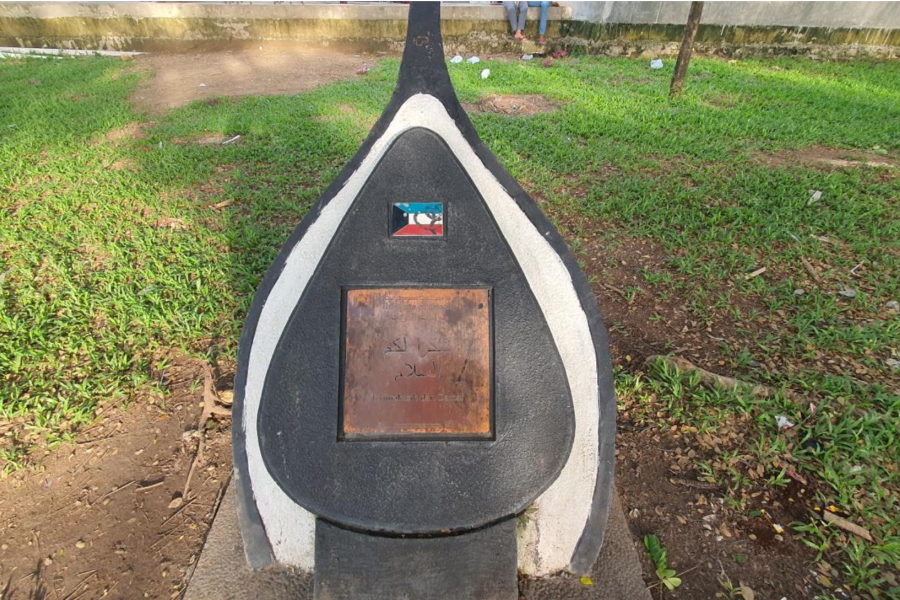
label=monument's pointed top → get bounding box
[395,2,456,104]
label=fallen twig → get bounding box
[800,257,821,282]
[135,479,165,493]
[744,267,767,280]
[647,355,774,398]
[600,284,627,298]
[61,571,97,600]
[646,564,701,590]
[823,511,873,542]
[94,480,135,504]
[179,364,229,505]
[669,476,718,491]
[160,497,196,527]
[810,234,846,247]
[208,476,229,521]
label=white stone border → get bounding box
[243,94,599,575]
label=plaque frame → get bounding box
[338,285,495,442]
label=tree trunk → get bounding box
[670,1,704,97]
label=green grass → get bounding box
[1,54,899,592]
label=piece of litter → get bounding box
[822,510,873,542]
[850,261,865,275]
[199,83,206,88]
[849,465,863,473]
[887,358,900,371]
[650,59,664,69]
[772,523,784,534]
[356,65,370,75]
[838,289,857,299]
[466,56,480,64]
[794,289,805,296]
[450,55,463,64]
[521,54,533,60]
[807,190,822,205]
[222,135,241,145]
[775,415,795,430]
[579,576,593,586]
[885,300,898,310]
[481,68,490,80]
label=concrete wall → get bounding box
[1,2,898,58]
[564,1,900,30]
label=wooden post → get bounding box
[670,1,704,97]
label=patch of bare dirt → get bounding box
[555,216,767,372]
[131,47,384,112]
[103,122,151,144]
[0,356,233,600]
[758,145,899,171]
[464,94,560,116]
[108,158,137,172]
[702,92,745,109]
[616,423,833,599]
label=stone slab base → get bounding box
[185,482,650,600]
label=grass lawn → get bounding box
[1,54,898,595]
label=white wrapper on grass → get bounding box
[775,415,795,430]
[481,68,490,80]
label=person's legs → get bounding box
[528,1,550,43]
[516,1,528,35]
[503,1,518,33]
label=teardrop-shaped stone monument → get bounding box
[233,3,616,598]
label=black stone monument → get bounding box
[233,4,616,598]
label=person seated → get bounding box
[503,1,552,45]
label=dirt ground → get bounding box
[464,94,560,116]
[130,46,379,112]
[0,355,234,600]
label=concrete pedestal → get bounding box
[185,483,650,600]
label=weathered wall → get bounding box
[0,3,571,53]
[0,2,897,59]
[564,1,900,30]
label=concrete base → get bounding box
[186,483,650,600]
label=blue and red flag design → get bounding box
[391,202,444,237]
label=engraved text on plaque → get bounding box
[341,288,491,438]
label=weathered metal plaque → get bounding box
[342,288,491,438]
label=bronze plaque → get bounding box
[341,288,491,438]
